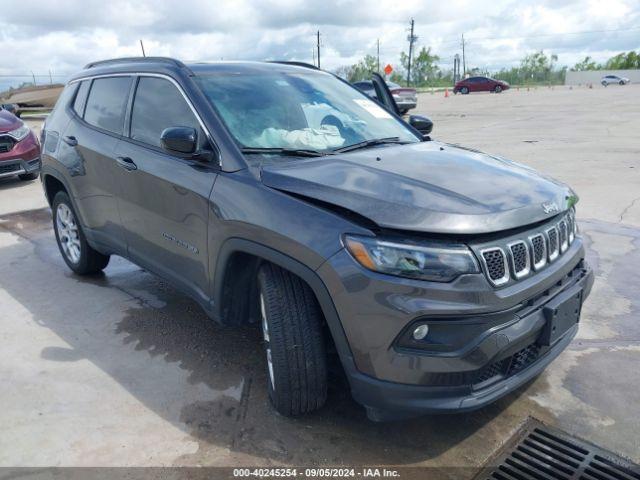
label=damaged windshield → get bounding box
[194,69,420,154]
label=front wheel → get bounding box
[619,80,625,85]
[52,191,110,275]
[257,263,327,416]
[494,85,503,93]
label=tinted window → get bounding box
[73,81,90,116]
[130,77,201,148]
[84,77,132,134]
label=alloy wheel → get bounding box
[56,203,81,264]
[260,292,275,390]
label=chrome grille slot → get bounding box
[481,248,509,286]
[508,241,530,278]
[529,234,547,270]
[558,220,568,252]
[546,227,559,261]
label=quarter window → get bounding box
[73,81,90,117]
[130,77,201,148]
[84,76,132,135]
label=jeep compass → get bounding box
[40,58,593,421]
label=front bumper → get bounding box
[348,264,593,420]
[0,157,41,178]
[318,229,593,419]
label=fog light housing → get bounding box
[412,324,429,340]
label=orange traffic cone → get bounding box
[444,88,449,98]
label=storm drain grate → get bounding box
[476,419,640,480]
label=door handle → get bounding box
[116,156,137,171]
[63,135,78,147]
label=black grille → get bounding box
[510,242,529,275]
[474,343,541,387]
[475,361,505,384]
[547,228,559,257]
[531,234,546,266]
[506,344,540,376]
[482,249,506,282]
[477,419,640,480]
[0,163,20,174]
[0,135,15,153]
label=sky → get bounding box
[1,0,639,90]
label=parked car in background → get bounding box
[601,75,629,86]
[352,80,417,114]
[0,109,40,181]
[454,76,510,94]
[1,103,20,117]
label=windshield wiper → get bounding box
[332,137,408,153]
[241,147,329,157]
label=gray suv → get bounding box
[40,58,593,421]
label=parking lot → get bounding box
[1,84,639,472]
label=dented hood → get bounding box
[260,141,576,235]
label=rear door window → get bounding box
[84,76,132,135]
[129,77,202,149]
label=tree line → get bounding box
[335,49,640,87]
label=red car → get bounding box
[453,76,510,94]
[0,109,40,181]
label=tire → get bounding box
[52,191,110,275]
[602,82,607,87]
[461,87,469,94]
[257,263,327,416]
[18,172,39,181]
[494,85,503,93]
[619,80,624,85]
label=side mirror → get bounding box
[160,126,197,155]
[408,115,433,136]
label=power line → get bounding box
[406,18,417,85]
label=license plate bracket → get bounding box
[539,285,583,346]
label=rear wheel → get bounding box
[257,263,327,416]
[461,86,469,94]
[52,191,110,275]
[18,172,39,181]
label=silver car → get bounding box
[601,74,630,86]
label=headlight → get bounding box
[8,124,30,141]
[344,235,479,282]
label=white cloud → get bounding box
[0,0,638,89]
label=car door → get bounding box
[370,73,401,115]
[60,76,133,254]
[112,75,218,303]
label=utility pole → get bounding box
[140,39,146,57]
[461,34,466,77]
[406,19,417,86]
[377,38,380,73]
[316,30,321,69]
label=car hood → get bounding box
[260,141,576,235]
[0,110,21,133]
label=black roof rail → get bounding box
[84,56,188,69]
[269,61,320,70]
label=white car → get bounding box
[601,75,630,86]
